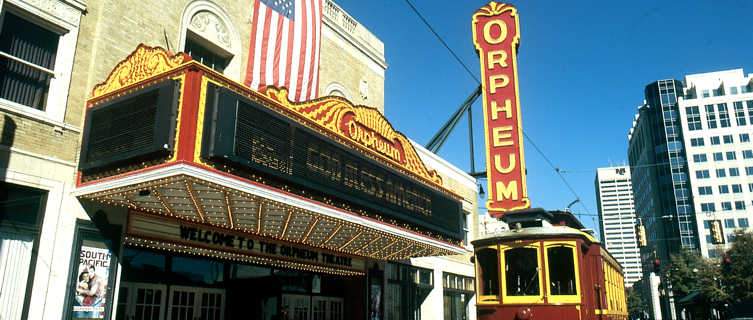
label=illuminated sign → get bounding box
[80,79,180,173]
[201,83,463,240]
[472,2,530,215]
[126,214,366,272]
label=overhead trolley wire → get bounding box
[404,0,480,84]
[405,1,597,220]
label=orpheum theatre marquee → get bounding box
[73,44,465,276]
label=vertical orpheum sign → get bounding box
[472,2,530,216]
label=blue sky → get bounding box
[334,0,753,236]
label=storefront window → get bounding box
[504,247,539,296]
[0,182,46,320]
[385,263,433,320]
[443,272,475,320]
[476,247,499,298]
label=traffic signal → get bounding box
[636,224,647,247]
[710,220,724,244]
[652,258,661,272]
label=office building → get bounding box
[595,166,642,287]
[678,68,753,258]
[628,68,753,320]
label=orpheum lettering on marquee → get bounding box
[472,2,530,216]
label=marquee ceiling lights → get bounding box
[75,163,465,260]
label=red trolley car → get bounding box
[472,208,628,320]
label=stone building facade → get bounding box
[1,0,477,319]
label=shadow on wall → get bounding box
[0,115,16,181]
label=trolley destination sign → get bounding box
[472,2,531,216]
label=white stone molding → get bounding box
[178,0,242,81]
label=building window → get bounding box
[718,103,731,128]
[0,11,59,110]
[734,102,747,126]
[711,136,721,145]
[746,167,753,176]
[731,184,742,193]
[740,133,750,143]
[184,34,230,73]
[693,154,707,163]
[695,170,710,179]
[703,220,711,229]
[686,106,702,130]
[726,151,737,160]
[735,201,746,211]
[386,263,433,320]
[739,218,750,228]
[749,183,753,192]
[443,273,474,320]
[715,169,726,178]
[722,202,733,211]
[743,150,753,159]
[713,152,724,161]
[700,203,715,213]
[179,1,242,80]
[718,185,729,194]
[713,87,725,97]
[698,186,712,195]
[690,138,705,146]
[748,101,753,125]
[705,105,718,129]
[0,182,47,320]
[731,87,739,95]
[723,135,734,144]
[730,168,740,176]
[702,89,710,98]
[724,218,735,228]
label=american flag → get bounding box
[245,0,322,102]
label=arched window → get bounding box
[178,1,241,80]
[323,82,351,101]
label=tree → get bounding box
[666,249,727,304]
[721,230,753,303]
[626,286,644,318]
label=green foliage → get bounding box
[721,230,753,303]
[626,287,643,317]
[666,249,727,305]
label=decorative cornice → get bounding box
[263,87,443,188]
[473,1,515,18]
[91,44,189,98]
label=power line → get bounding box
[404,0,480,84]
[404,1,597,222]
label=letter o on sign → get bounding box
[483,20,507,44]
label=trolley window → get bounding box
[476,247,499,300]
[504,248,539,296]
[547,246,576,295]
[544,241,581,304]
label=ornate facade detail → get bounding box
[473,1,514,18]
[91,44,188,98]
[21,0,82,26]
[263,87,444,188]
[189,11,231,48]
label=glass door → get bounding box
[281,294,310,320]
[311,297,343,320]
[115,282,167,320]
[167,286,225,320]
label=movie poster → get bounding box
[72,245,111,319]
